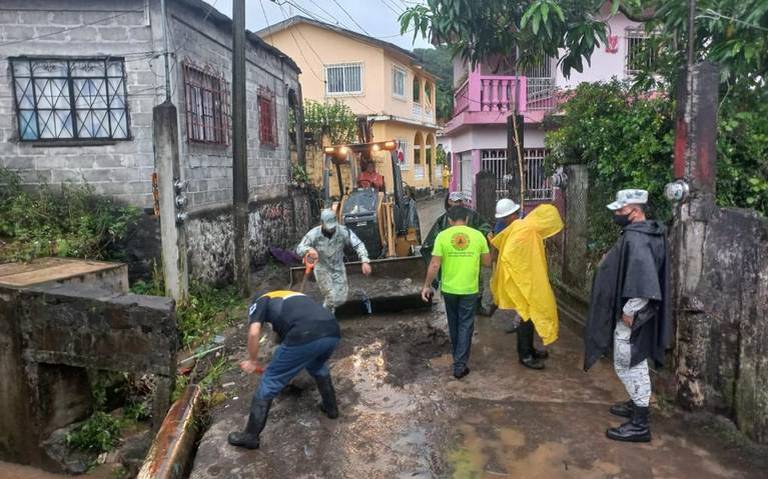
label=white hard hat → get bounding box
[495,198,521,218]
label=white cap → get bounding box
[448,191,466,202]
[320,209,338,228]
[607,189,649,210]
[495,198,521,218]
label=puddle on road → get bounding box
[446,421,623,479]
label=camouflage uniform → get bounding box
[296,225,369,312]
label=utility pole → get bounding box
[154,0,188,301]
[232,0,250,295]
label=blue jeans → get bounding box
[442,292,478,374]
[255,336,340,401]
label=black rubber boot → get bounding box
[533,349,549,360]
[315,375,339,419]
[519,355,545,370]
[609,399,634,418]
[228,398,272,449]
[606,405,651,442]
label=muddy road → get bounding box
[190,195,766,478]
[190,304,766,479]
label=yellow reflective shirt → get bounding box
[490,204,564,345]
[433,225,489,295]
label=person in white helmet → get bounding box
[490,198,563,370]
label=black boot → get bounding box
[609,399,634,418]
[606,404,651,442]
[228,398,272,449]
[315,375,339,419]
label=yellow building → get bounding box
[258,16,440,193]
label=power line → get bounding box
[0,11,134,47]
[330,0,371,35]
[273,2,378,114]
[379,0,404,16]
[296,0,339,24]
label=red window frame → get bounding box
[258,87,277,147]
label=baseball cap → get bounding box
[607,189,649,210]
[320,209,338,228]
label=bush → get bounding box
[176,283,245,349]
[546,80,768,269]
[0,168,140,262]
[65,411,123,454]
[546,81,675,263]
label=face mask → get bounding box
[322,227,336,237]
[613,214,631,227]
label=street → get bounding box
[189,197,767,478]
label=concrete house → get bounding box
[442,8,644,206]
[258,16,442,194]
[0,0,312,283]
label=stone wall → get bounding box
[0,282,176,469]
[672,207,768,444]
[185,187,314,284]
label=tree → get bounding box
[412,46,454,122]
[400,0,624,77]
[400,0,768,87]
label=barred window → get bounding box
[392,66,406,97]
[11,57,129,141]
[325,63,362,95]
[183,63,230,145]
[625,28,655,75]
[258,88,277,147]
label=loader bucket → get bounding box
[289,256,431,316]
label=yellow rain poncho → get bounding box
[490,204,564,345]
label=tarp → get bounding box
[490,204,564,345]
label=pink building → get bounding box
[441,11,644,206]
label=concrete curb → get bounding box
[137,385,203,479]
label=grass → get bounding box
[176,283,247,350]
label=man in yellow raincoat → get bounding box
[490,200,564,370]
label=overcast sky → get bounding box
[202,0,432,51]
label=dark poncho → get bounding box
[584,220,672,370]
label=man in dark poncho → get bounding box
[583,189,671,443]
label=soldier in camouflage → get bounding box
[296,209,371,313]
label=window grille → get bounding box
[183,62,230,145]
[392,66,405,97]
[480,148,553,201]
[325,63,362,95]
[11,57,130,141]
[258,87,277,147]
[625,28,654,75]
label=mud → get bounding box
[189,195,767,478]
[190,303,768,479]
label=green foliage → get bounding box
[301,99,358,146]
[0,168,140,262]
[546,80,768,267]
[65,411,123,454]
[291,163,310,184]
[546,80,675,261]
[176,283,245,349]
[413,46,455,122]
[129,260,165,296]
[401,0,610,77]
[435,144,448,165]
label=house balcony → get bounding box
[410,102,436,126]
[445,72,556,134]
